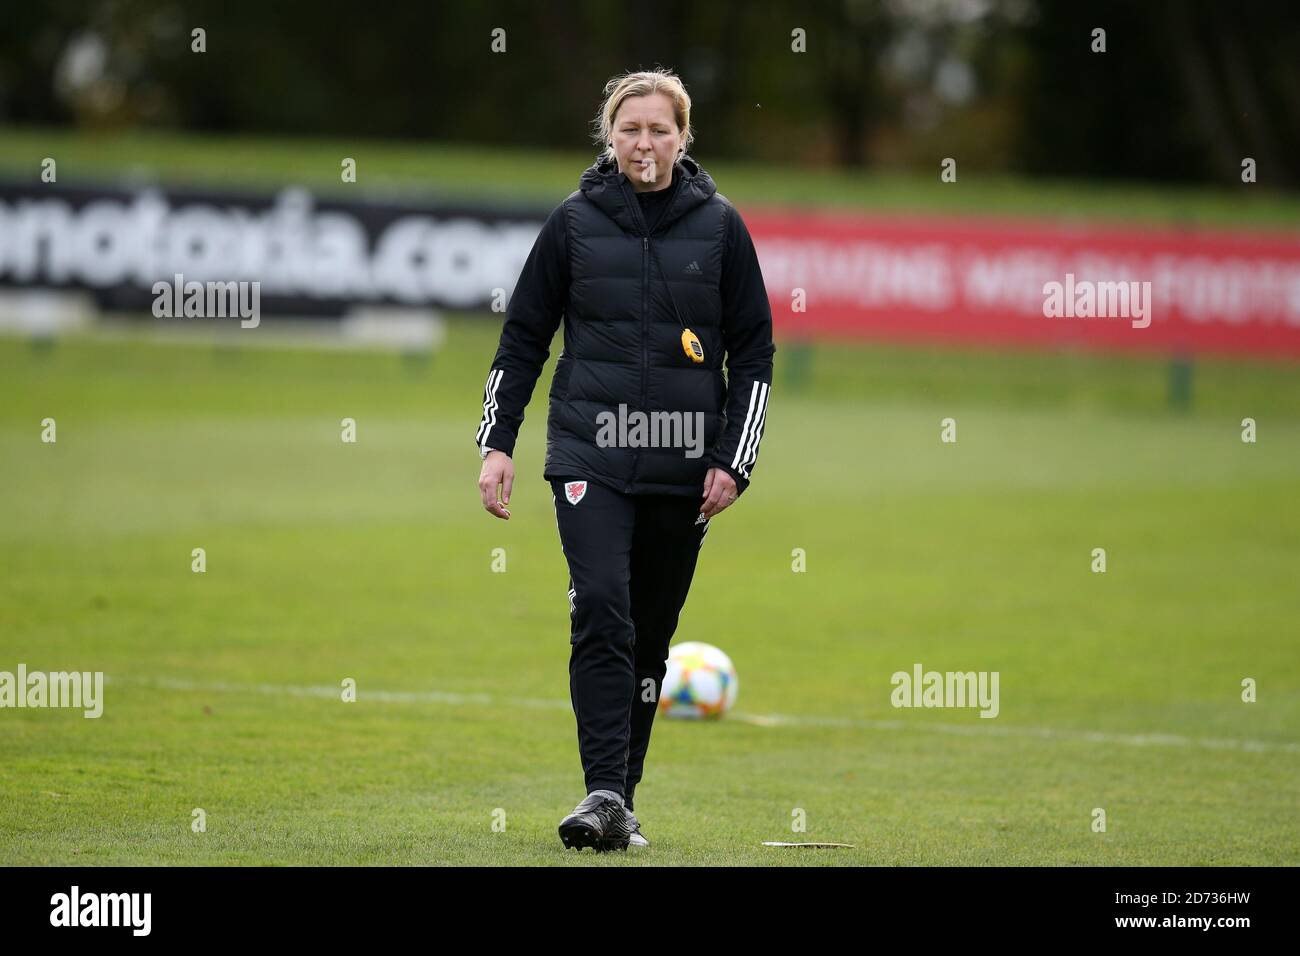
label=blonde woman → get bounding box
[475,68,774,851]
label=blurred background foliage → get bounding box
[2,0,1296,187]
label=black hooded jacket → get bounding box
[475,152,774,497]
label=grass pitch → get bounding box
[1,321,1298,865]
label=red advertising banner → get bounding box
[745,211,1300,359]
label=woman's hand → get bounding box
[700,467,739,519]
[479,451,513,520]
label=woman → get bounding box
[474,68,775,852]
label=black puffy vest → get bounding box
[543,154,729,495]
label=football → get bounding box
[659,641,739,719]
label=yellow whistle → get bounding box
[681,328,704,363]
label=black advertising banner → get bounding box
[0,180,550,317]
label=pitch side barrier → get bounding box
[746,210,1300,359]
[0,180,546,319]
[2,179,1298,358]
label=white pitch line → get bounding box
[724,711,1300,754]
[107,675,1300,755]
[108,675,570,712]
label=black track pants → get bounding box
[550,477,712,810]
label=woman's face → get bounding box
[610,92,684,192]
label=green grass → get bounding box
[1,322,1298,865]
[3,125,1299,227]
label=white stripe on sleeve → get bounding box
[732,381,769,478]
[476,368,504,451]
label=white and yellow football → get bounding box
[659,641,739,719]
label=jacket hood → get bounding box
[578,151,717,236]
